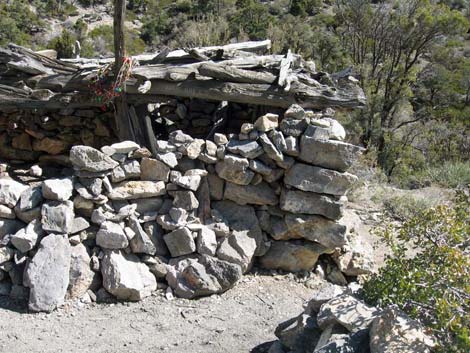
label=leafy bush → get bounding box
[382,194,434,221]
[363,189,470,352]
[0,0,43,46]
[89,25,145,56]
[392,161,470,189]
[48,30,76,59]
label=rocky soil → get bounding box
[0,273,311,353]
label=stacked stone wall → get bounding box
[0,103,370,312]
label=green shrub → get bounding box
[393,161,470,189]
[363,189,470,352]
[89,25,146,56]
[48,29,76,59]
[382,194,434,221]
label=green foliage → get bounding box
[48,29,76,59]
[89,25,145,56]
[0,0,43,46]
[230,1,275,40]
[289,0,323,16]
[382,194,434,221]
[394,161,470,189]
[363,189,470,352]
[141,12,173,45]
[336,0,469,176]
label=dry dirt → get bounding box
[0,184,451,353]
[0,274,311,353]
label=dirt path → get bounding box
[0,274,310,353]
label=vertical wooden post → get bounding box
[113,0,135,142]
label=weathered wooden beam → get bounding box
[113,0,135,143]
[198,63,276,84]
[125,79,366,109]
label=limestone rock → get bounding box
[174,175,201,191]
[140,158,170,182]
[24,233,71,312]
[111,160,141,182]
[215,154,254,185]
[195,226,217,256]
[259,240,330,272]
[217,232,257,272]
[284,164,358,196]
[299,138,364,172]
[224,182,278,206]
[96,221,129,249]
[212,200,263,256]
[101,250,156,301]
[304,279,346,314]
[129,216,156,255]
[0,179,28,208]
[271,214,347,249]
[41,201,75,233]
[172,191,199,210]
[275,314,322,351]
[108,181,166,200]
[185,139,205,159]
[324,118,346,141]
[0,246,15,263]
[284,136,299,157]
[166,255,242,299]
[207,174,225,201]
[109,141,140,154]
[317,294,380,332]
[70,145,119,172]
[280,118,308,137]
[254,113,278,132]
[280,189,343,220]
[156,152,178,168]
[10,219,44,253]
[0,205,15,219]
[164,227,196,257]
[42,178,74,201]
[284,104,305,119]
[0,218,24,239]
[314,330,370,353]
[259,133,284,162]
[226,139,264,159]
[369,306,435,353]
[14,205,41,223]
[214,133,228,145]
[68,243,94,300]
[249,159,273,176]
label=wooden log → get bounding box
[198,63,276,84]
[125,79,366,109]
[60,40,272,67]
[113,0,136,143]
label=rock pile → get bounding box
[0,104,367,312]
[0,108,115,162]
[269,279,435,353]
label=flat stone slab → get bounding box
[101,250,156,301]
[0,179,28,208]
[259,240,331,272]
[24,233,71,312]
[70,145,119,172]
[280,189,343,220]
[317,294,380,332]
[284,163,358,196]
[224,182,278,206]
[299,138,364,172]
[108,181,166,200]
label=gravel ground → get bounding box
[0,274,311,353]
